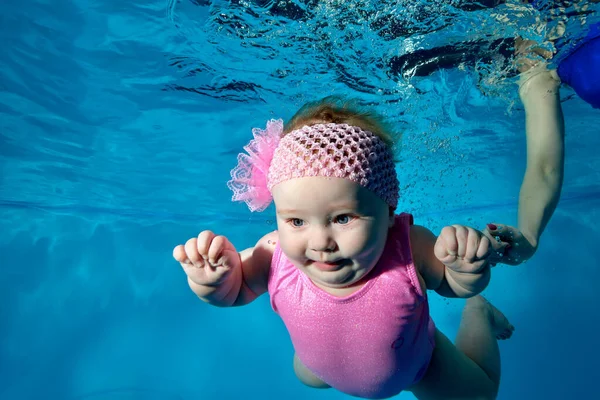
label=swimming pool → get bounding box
[1,0,599,399]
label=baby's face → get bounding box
[272,177,393,290]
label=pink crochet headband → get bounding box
[227,119,399,212]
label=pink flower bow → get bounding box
[227,119,283,212]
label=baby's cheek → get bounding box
[279,235,304,261]
[342,228,373,253]
[345,225,387,257]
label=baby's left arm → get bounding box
[410,225,493,298]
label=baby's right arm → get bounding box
[173,231,277,307]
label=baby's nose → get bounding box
[308,228,336,253]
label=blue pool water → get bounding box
[1,1,600,399]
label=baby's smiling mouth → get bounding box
[309,259,347,271]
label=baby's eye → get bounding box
[334,214,354,225]
[290,218,305,227]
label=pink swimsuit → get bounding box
[268,213,436,399]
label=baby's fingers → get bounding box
[207,235,237,265]
[208,235,228,265]
[183,237,204,266]
[434,226,459,265]
[476,235,492,260]
[196,230,217,259]
[461,227,482,262]
[172,244,190,264]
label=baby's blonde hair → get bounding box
[283,96,400,155]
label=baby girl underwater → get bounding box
[173,99,515,400]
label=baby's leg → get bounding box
[410,296,514,400]
[293,353,331,389]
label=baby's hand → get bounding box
[173,231,241,287]
[434,225,492,275]
[483,224,537,266]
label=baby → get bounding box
[174,99,514,399]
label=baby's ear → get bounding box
[388,208,395,228]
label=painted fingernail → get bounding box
[487,224,497,230]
